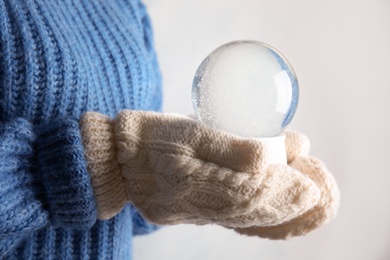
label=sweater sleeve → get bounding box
[0,117,97,256]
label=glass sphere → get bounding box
[192,40,299,137]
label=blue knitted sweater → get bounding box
[0,0,162,259]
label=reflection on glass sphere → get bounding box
[192,40,299,137]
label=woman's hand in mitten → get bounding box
[232,131,340,239]
[80,110,323,230]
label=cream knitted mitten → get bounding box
[80,110,339,237]
[232,132,340,239]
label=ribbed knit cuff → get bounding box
[35,118,97,229]
[0,117,97,256]
[80,112,128,220]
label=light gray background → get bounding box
[134,0,390,259]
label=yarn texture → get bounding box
[233,131,340,239]
[0,0,161,258]
[0,0,340,258]
[80,110,340,239]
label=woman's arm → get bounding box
[0,117,97,256]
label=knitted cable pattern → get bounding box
[0,117,96,256]
[80,110,328,232]
[233,132,340,239]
